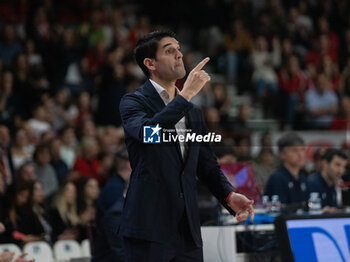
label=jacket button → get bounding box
[179,192,184,199]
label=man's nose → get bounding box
[176,49,183,59]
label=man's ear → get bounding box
[144,58,155,72]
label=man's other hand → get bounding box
[227,192,255,222]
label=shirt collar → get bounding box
[149,79,180,105]
[281,165,305,182]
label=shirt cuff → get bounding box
[226,191,235,203]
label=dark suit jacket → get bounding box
[119,80,235,247]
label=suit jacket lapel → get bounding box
[140,80,166,113]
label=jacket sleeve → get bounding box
[119,93,193,142]
[196,110,236,215]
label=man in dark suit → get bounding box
[119,30,254,262]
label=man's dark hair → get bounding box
[134,30,176,78]
[321,148,347,162]
[277,132,304,153]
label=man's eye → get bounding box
[166,49,174,54]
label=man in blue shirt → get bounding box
[264,132,309,205]
[308,148,347,211]
[92,149,131,262]
[304,73,338,129]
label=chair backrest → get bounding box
[23,241,54,262]
[54,240,82,261]
[0,243,22,258]
[80,239,91,257]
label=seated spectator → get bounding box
[16,162,36,183]
[39,130,54,145]
[81,40,107,92]
[330,96,350,130]
[76,177,99,240]
[251,36,280,117]
[264,132,309,206]
[278,55,313,129]
[234,136,253,162]
[306,34,338,67]
[78,119,97,140]
[253,148,278,193]
[260,132,274,148]
[10,128,33,171]
[28,105,52,141]
[320,56,341,92]
[98,128,120,156]
[212,83,231,130]
[50,182,81,242]
[204,107,225,136]
[24,39,42,67]
[293,4,313,57]
[30,181,52,243]
[51,88,78,132]
[0,23,22,66]
[59,126,77,169]
[219,19,254,85]
[230,104,252,140]
[305,73,338,129]
[213,140,237,164]
[73,137,106,185]
[75,91,93,128]
[33,144,58,199]
[49,138,69,185]
[308,149,347,213]
[1,180,45,245]
[317,16,339,52]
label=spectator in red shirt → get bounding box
[73,137,106,186]
[278,55,313,128]
[317,16,339,52]
[75,91,93,128]
[306,34,338,67]
[331,96,350,130]
[320,55,341,92]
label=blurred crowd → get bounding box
[0,0,349,250]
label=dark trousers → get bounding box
[123,213,203,262]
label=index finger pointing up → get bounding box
[192,57,210,72]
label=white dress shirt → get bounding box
[150,79,188,159]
